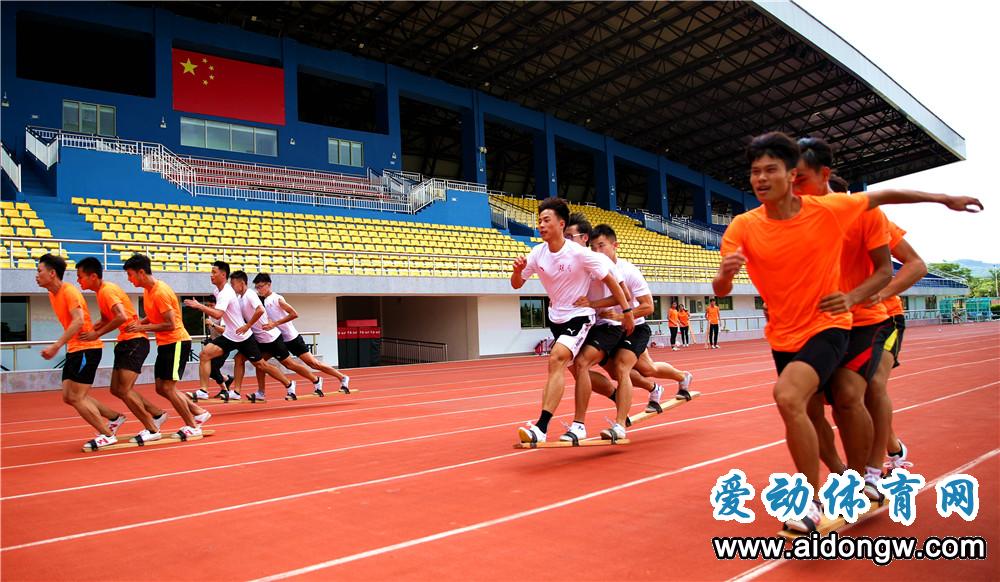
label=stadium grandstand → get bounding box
[1,2,993,580]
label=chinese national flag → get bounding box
[172,48,285,125]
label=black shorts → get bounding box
[211,335,263,363]
[285,335,310,357]
[884,314,906,368]
[840,318,895,381]
[548,315,595,359]
[259,337,291,361]
[583,324,625,364]
[615,322,652,358]
[113,337,149,374]
[772,328,850,399]
[155,341,191,381]
[63,348,103,384]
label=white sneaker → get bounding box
[672,346,679,351]
[785,499,823,533]
[107,415,127,436]
[176,425,203,439]
[226,390,242,400]
[559,421,587,443]
[341,375,350,390]
[249,390,267,402]
[884,439,912,473]
[286,380,297,397]
[864,468,885,502]
[83,434,118,452]
[517,422,546,443]
[648,383,664,405]
[193,411,212,426]
[131,429,161,444]
[676,371,694,400]
[600,423,626,441]
[152,412,168,431]
[313,377,324,395]
[193,389,210,400]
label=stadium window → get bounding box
[754,296,766,310]
[62,100,116,136]
[651,296,662,320]
[180,295,213,338]
[180,117,277,156]
[0,297,29,342]
[520,297,548,329]
[706,296,734,310]
[925,296,937,310]
[328,138,364,168]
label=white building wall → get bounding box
[476,296,551,357]
[380,296,473,360]
[283,294,340,366]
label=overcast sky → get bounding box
[792,0,998,265]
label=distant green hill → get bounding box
[947,259,997,277]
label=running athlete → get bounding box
[37,254,125,450]
[511,197,633,444]
[123,254,210,438]
[202,296,234,395]
[714,132,981,533]
[77,257,168,442]
[253,273,351,393]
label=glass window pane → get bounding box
[255,128,277,156]
[339,141,350,166]
[351,142,363,167]
[98,106,115,136]
[328,139,338,164]
[180,118,206,148]
[62,101,79,132]
[231,125,254,154]
[206,120,230,151]
[79,103,98,134]
[0,297,28,341]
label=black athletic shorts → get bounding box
[772,328,850,401]
[63,348,103,384]
[155,340,191,381]
[548,315,595,359]
[259,337,291,361]
[840,318,895,381]
[113,337,150,374]
[285,335,310,357]
[211,335,263,363]
[615,322,652,358]
[584,324,625,364]
[884,314,906,368]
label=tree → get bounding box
[928,262,973,282]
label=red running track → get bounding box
[1,322,997,581]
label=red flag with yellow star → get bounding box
[172,48,285,125]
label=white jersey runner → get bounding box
[586,253,625,326]
[214,283,252,342]
[262,292,300,341]
[521,240,610,324]
[239,288,281,343]
[614,258,652,326]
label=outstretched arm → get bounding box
[866,189,983,213]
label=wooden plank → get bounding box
[513,438,631,449]
[82,430,216,453]
[284,388,358,401]
[776,498,888,539]
[627,390,701,427]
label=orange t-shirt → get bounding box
[721,193,869,352]
[142,280,191,346]
[839,208,891,327]
[706,305,720,324]
[882,221,907,317]
[667,308,680,327]
[97,282,144,342]
[48,282,103,353]
[679,311,690,326]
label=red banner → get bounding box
[172,48,285,125]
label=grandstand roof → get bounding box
[151,0,965,189]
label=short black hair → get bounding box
[798,136,834,171]
[746,132,799,171]
[230,270,248,283]
[710,298,717,304]
[591,223,617,243]
[828,173,850,193]
[252,273,272,285]
[76,257,103,278]
[211,260,230,278]
[567,212,592,238]
[123,253,152,274]
[538,197,570,225]
[38,253,66,280]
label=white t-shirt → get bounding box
[586,253,625,326]
[214,283,252,342]
[521,240,610,324]
[262,292,299,342]
[239,289,281,343]
[615,258,653,326]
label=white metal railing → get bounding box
[0,236,731,283]
[0,331,320,373]
[665,215,722,248]
[181,155,383,196]
[712,213,733,226]
[1,143,21,191]
[25,127,59,169]
[488,195,537,228]
[380,337,448,364]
